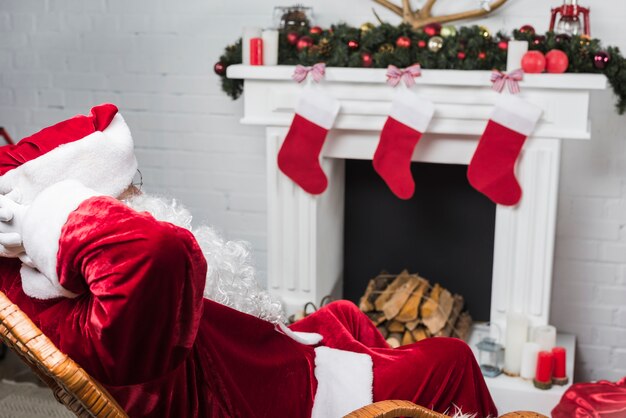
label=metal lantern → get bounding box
[550,0,590,37]
[477,337,504,377]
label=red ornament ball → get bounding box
[545,50,569,73]
[478,51,487,60]
[297,36,314,51]
[347,39,360,51]
[310,26,323,35]
[519,25,536,35]
[213,61,226,76]
[286,32,300,46]
[497,40,509,50]
[396,36,411,49]
[417,39,427,48]
[361,52,373,67]
[424,23,442,37]
[521,50,546,73]
[593,51,611,70]
[457,51,466,60]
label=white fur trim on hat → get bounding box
[21,180,100,299]
[311,346,373,418]
[0,113,137,204]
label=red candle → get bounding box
[552,347,567,379]
[250,38,263,66]
[535,351,554,383]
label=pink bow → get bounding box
[292,63,326,83]
[491,69,524,94]
[386,64,422,87]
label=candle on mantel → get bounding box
[250,38,264,66]
[534,325,557,351]
[262,29,279,66]
[552,346,569,385]
[534,351,554,390]
[520,342,540,380]
[504,312,529,376]
[507,40,529,71]
[242,26,262,65]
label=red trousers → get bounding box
[292,300,498,417]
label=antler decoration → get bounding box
[372,0,510,29]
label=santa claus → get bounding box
[0,104,497,418]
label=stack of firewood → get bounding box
[359,271,472,348]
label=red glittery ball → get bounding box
[396,36,411,48]
[361,52,373,67]
[286,32,300,45]
[424,23,441,37]
[478,51,487,60]
[310,26,322,35]
[417,40,427,48]
[498,40,508,50]
[347,39,360,50]
[213,61,226,76]
[457,51,466,60]
[520,25,536,35]
[296,36,314,51]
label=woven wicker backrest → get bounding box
[0,291,128,418]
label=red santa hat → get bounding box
[0,103,137,204]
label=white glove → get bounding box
[0,189,28,259]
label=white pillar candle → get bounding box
[262,29,279,66]
[242,26,262,65]
[504,312,528,376]
[520,342,540,380]
[533,325,557,351]
[507,40,529,71]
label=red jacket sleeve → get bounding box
[52,195,207,386]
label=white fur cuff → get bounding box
[311,346,373,418]
[21,180,100,299]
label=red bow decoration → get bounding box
[386,64,422,87]
[491,69,524,94]
[292,63,326,83]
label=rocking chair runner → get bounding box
[1,291,547,418]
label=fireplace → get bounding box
[227,64,606,414]
[343,160,496,321]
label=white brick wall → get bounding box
[1,0,625,382]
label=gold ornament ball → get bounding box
[440,25,457,38]
[360,22,375,34]
[478,25,491,39]
[428,36,444,52]
[378,43,395,53]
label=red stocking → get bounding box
[467,95,542,206]
[373,89,435,200]
[277,86,340,195]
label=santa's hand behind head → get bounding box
[0,191,27,258]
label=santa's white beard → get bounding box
[124,193,286,324]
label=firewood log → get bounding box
[395,278,427,322]
[454,311,472,342]
[387,320,406,333]
[420,283,441,319]
[377,324,389,340]
[437,294,464,338]
[411,326,430,342]
[423,288,454,335]
[387,333,403,348]
[374,271,412,311]
[402,330,415,346]
[382,274,422,320]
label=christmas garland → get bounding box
[215,23,626,114]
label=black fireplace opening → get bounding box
[343,159,497,322]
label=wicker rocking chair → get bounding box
[1,290,547,418]
[0,291,127,417]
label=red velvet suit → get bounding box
[0,195,497,418]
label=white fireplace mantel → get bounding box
[228,65,606,414]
